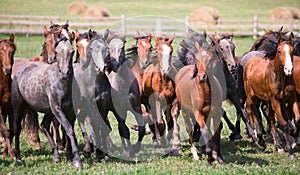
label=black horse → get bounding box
[11,37,83,168]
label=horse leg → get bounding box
[112,109,134,158]
[270,98,294,159]
[52,117,65,153]
[77,110,92,158]
[41,113,60,163]
[0,109,14,158]
[194,110,214,164]
[252,102,266,149]
[291,100,300,139]
[155,99,168,148]
[182,109,199,161]
[24,109,41,151]
[50,105,82,168]
[170,99,182,156]
[144,103,159,147]
[212,120,224,164]
[222,109,242,141]
[268,105,284,154]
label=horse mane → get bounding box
[177,29,209,66]
[250,29,289,59]
[54,37,69,48]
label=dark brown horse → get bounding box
[0,34,16,158]
[244,31,299,159]
[142,34,178,150]
[173,42,223,163]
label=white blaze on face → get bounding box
[283,44,293,75]
[161,44,171,72]
[142,41,146,46]
[62,29,70,39]
[79,39,89,58]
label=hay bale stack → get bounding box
[270,7,300,20]
[67,2,88,15]
[83,6,110,18]
[189,7,220,26]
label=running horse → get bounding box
[142,34,178,151]
[243,31,299,159]
[172,41,224,163]
[0,34,16,158]
[11,36,83,168]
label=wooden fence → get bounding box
[0,14,299,38]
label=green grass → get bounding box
[1,0,300,174]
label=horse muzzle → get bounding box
[59,69,72,80]
[3,67,12,75]
[284,67,294,76]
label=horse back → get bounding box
[243,56,277,100]
[293,56,300,94]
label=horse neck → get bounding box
[273,55,286,89]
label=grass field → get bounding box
[1,1,300,174]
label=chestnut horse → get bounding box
[244,31,299,159]
[0,34,16,158]
[142,34,178,151]
[173,42,223,163]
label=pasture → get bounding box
[1,0,300,174]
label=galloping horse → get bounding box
[173,42,223,163]
[106,30,146,157]
[0,34,16,158]
[244,31,299,159]
[142,34,178,150]
[11,36,83,168]
[72,30,112,160]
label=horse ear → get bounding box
[203,31,207,39]
[71,31,75,42]
[289,32,294,43]
[43,26,48,37]
[168,33,175,44]
[64,20,69,28]
[136,31,140,38]
[154,34,160,44]
[9,34,14,43]
[277,31,283,43]
[119,34,126,42]
[278,26,283,34]
[75,30,80,38]
[147,34,152,42]
[50,21,54,28]
[195,41,201,52]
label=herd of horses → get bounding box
[0,20,300,168]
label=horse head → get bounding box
[277,31,294,76]
[0,34,16,75]
[154,33,175,75]
[43,26,62,64]
[135,31,152,69]
[107,31,126,72]
[211,33,237,73]
[75,30,90,63]
[55,36,75,79]
[193,42,213,83]
[85,33,111,74]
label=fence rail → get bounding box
[0,14,299,38]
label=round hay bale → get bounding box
[83,6,110,18]
[67,2,88,15]
[189,7,220,26]
[270,7,300,20]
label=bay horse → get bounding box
[11,36,83,168]
[106,30,146,158]
[173,41,223,164]
[177,29,253,142]
[243,31,299,159]
[126,31,157,140]
[142,33,179,152]
[0,34,16,158]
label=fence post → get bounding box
[288,18,293,32]
[156,18,162,35]
[185,16,190,33]
[121,14,126,34]
[253,15,258,39]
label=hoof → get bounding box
[288,153,295,160]
[172,149,182,156]
[104,155,110,162]
[133,143,141,153]
[229,133,242,141]
[255,141,266,150]
[212,151,218,160]
[58,147,64,154]
[217,156,224,165]
[73,160,83,168]
[192,155,200,161]
[53,156,61,163]
[277,148,285,154]
[153,140,160,148]
[83,151,91,158]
